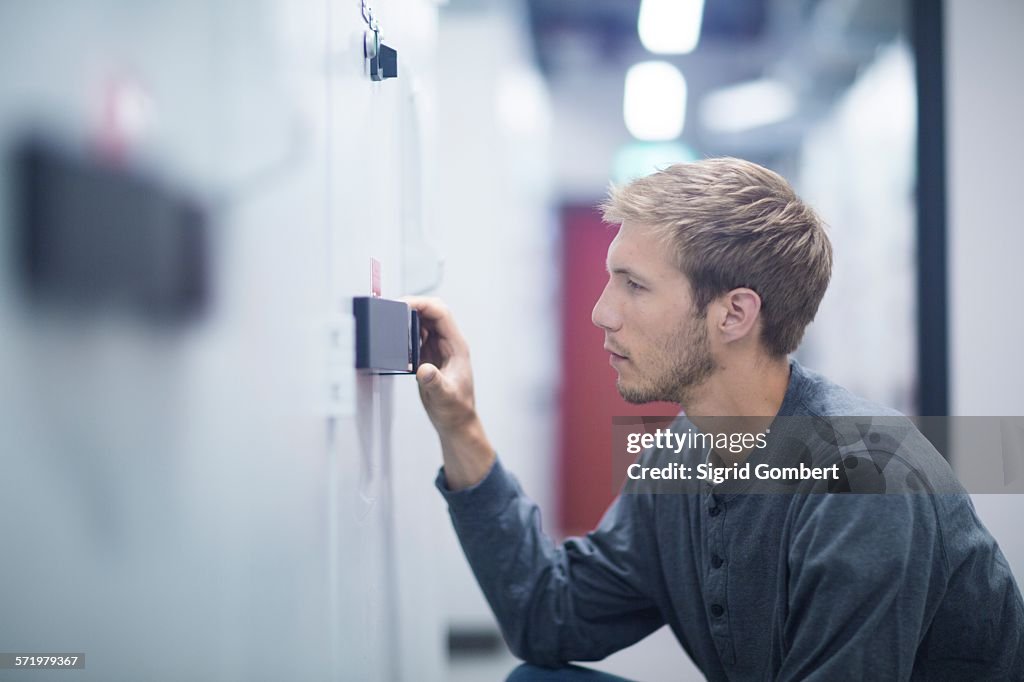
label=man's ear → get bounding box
[717,288,762,345]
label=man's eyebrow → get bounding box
[607,264,646,281]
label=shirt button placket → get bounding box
[705,493,734,664]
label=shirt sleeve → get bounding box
[777,493,947,681]
[436,456,665,666]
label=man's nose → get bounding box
[592,283,620,331]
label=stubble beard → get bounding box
[617,314,716,406]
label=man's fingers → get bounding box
[402,296,461,339]
[401,295,446,321]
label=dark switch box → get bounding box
[353,296,418,373]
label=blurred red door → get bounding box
[558,205,680,536]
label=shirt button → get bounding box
[709,506,721,517]
[710,604,725,617]
[711,554,724,569]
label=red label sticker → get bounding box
[370,258,381,298]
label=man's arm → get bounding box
[405,297,664,665]
[778,493,945,681]
[438,456,664,665]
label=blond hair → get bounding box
[600,157,832,357]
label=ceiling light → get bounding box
[638,0,705,55]
[623,61,688,141]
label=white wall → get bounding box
[431,0,559,631]
[945,0,1024,581]
[797,42,918,415]
[0,1,447,679]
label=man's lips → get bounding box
[604,344,629,361]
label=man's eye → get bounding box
[627,279,644,291]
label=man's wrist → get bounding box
[438,416,495,491]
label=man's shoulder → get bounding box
[790,360,903,419]
[787,360,965,495]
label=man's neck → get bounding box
[682,354,792,419]
[681,355,792,466]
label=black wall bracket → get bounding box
[362,1,398,81]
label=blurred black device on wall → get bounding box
[12,136,208,323]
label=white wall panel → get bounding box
[945,0,1024,590]
[0,1,445,680]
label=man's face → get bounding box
[592,221,716,405]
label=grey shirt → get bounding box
[436,360,1024,680]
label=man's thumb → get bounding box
[416,363,441,389]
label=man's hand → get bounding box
[404,296,476,433]
[403,296,495,490]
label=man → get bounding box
[408,158,1024,680]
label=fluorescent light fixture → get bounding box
[701,78,797,133]
[638,0,705,54]
[623,61,687,141]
